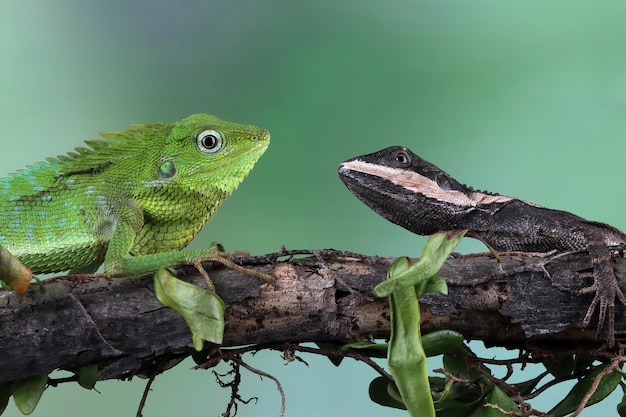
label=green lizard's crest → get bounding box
[2,123,172,185]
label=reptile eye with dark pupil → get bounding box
[196,129,223,154]
[394,151,411,166]
[202,135,218,149]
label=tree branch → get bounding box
[1,248,624,383]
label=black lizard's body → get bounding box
[338,146,626,346]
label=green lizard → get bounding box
[0,113,270,293]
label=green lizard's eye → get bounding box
[196,130,223,154]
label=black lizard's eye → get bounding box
[392,149,411,167]
[196,129,223,154]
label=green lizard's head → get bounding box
[153,113,270,197]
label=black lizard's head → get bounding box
[339,146,466,192]
[337,146,507,235]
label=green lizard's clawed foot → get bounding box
[191,250,275,292]
[183,241,274,292]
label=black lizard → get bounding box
[338,146,626,346]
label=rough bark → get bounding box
[1,248,625,384]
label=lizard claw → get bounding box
[194,250,276,289]
[578,276,626,348]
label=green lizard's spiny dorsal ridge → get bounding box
[0,113,269,280]
[3,123,170,182]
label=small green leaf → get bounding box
[422,330,464,357]
[617,390,626,417]
[341,341,388,353]
[548,365,622,417]
[154,268,225,351]
[77,364,98,390]
[12,375,47,415]
[470,385,518,416]
[331,341,388,365]
[368,377,406,410]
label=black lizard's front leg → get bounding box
[487,204,626,347]
[579,230,626,347]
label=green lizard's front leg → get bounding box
[103,213,274,290]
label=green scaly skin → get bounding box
[0,114,270,292]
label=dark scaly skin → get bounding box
[338,146,626,346]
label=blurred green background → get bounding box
[2,1,626,416]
